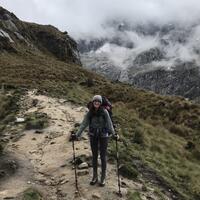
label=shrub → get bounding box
[25,113,48,130]
[133,127,144,145]
[127,191,142,200]
[169,124,190,137]
[119,163,139,179]
[22,188,42,200]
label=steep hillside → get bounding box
[0,6,80,64]
[0,7,200,200]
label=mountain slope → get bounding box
[0,7,200,200]
[0,6,80,64]
[78,21,200,101]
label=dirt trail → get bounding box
[0,91,168,200]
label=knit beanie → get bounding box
[92,95,102,104]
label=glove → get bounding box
[112,134,119,140]
[70,131,78,141]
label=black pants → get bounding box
[90,136,108,174]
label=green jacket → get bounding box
[76,109,115,137]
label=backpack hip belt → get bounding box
[89,127,108,137]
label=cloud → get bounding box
[1,0,200,38]
[2,0,200,69]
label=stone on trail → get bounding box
[0,170,6,178]
[92,193,101,199]
[50,141,56,145]
[77,169,89,176]
[35,130,44,134]
[78,162,89,169]
[15,117,25,123]
[3,197,15,199]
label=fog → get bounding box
[1,0,200,38]
[1,0,200,69]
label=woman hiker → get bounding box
[71,95,118,187]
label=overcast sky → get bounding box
[1,0,200,38]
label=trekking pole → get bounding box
[115,136,122,197]
[71,135,79,196]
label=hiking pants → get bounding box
[90,136,108,174]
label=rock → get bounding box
[78,162,89,169]
[29,150,37,154]
[45,180,51,186]
[121,180,128,188]
[32,99,39,107]
[74,122,80,127]
[73,155,86,165]
[82,136,88,140]
[60,179,69,184]
[35,130,44,134]
[120,188,128,196]
[60,163,67,168]
[0,170,6,178]
[36,178,46,183]
[142,184,148,192]
[92,193,101,199]
[15,117,25,123]
[77,169,89,176]
[32,137,36,140]
[50,141,56,145]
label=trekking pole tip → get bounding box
[115,191,123,198]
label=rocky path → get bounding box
[0,91,168,200]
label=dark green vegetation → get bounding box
[25,112,48,130]
[1,7,200,199]
[127,191,142,200]
[22,188,43,200]
[0,90,21,155]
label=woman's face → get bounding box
[93,100,101,109]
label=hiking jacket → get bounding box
[76,109,115,138]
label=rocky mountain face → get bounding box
[78,21,200,101]
[0,6,80,64]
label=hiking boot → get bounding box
[99,170,106,187]
[90,170,98,185]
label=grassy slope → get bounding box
[0,90,21,154]
[0,51,200,199]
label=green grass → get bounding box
[25,112,49,130]
[22,188,42,200]
[127,191,142,200]
[0,90,21,155]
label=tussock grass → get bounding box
[22,188,43,200]
[0,90,21,155]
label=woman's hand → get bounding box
[112,134,119,140]
[70,131,78,141]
